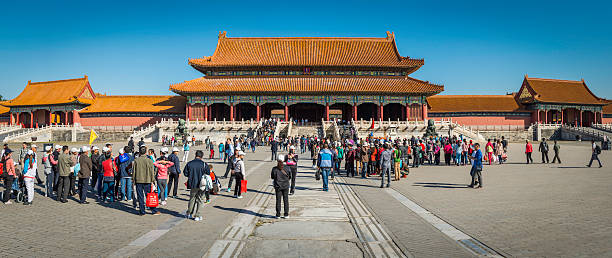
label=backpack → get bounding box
[73,157,81,177]
[596,145,601,155]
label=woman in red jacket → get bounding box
[525,140,534,164]
[101,152,118,202]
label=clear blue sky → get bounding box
[1,0,610,99]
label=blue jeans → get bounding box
[361,162,368,178]
[321,168,330,191]
[120,177,132,201]
[136,183,158,215]
[102,181,115,202]
[381,166,391,187]
[455,153,462,165]
[96,173,104,196]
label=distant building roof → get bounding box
[603,100,612,114]
[3,76,95,107]
[0,101,10,115]
[428,95,525,113]
[80,95,185,114]
[188,31,424,71]
[170,76,443,95]
[519,76,605,105]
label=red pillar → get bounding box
[353,104,357,121]
[204,104,208,121]
[535,110,540,123]
[325,103,330,121]
[29,112,34,128]
[256,104,261,121]
[284,104,289,121]
[422,103,428,120]
[579,110,583,126]
[406,104,411,121]
[72,110,80,125]
[10,113,14,125]
[186,104,191,120]
[229,104,234,121]
[561,109,564,125]
[16,112,20,125]
[379,104,384,120]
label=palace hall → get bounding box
[1,32,611,127]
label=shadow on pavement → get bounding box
[213,205,276,219]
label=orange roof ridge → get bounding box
[430,94,514,97]
[189,32,424,70]
[28,76,87,85]
[97,95,179,98]
[526,77,583,83]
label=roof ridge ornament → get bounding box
[219,31,227,39]
[386,31,395,40]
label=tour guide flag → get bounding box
[89,129,98,145]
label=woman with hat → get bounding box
[2,149,16,204]
[284,146,298,195]
[233,151,246,198]
[43,145,56,197]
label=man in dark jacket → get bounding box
[167,148,181,198]
[271,154,292,218]
[52,145,61,192]
[271,139,278,161]
[90,147,101,188]
[78,147,93,204]
[539,138,550,163]
[184,150,209,221]
[132,146,159,216]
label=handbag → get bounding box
[240,180,247,193]
[146,184,158,207]
[315,168,321,181]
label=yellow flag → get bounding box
[89,129,98,145]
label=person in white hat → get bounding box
[90,146,103,198]
[29,144,43,185]
[43,145,55,197]
[77,146,93,204]
[167,147,182,198]
[271,154,291,218]
[233,151,246,198]
[22,150,38,205]
[285,146,298,195]
[67,147,79,196]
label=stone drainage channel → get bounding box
[205,165,407,258]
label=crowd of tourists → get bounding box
[0,131,606,221]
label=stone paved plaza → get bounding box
[0,141,610,257]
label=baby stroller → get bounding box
[0,174,25,203]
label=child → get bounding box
[209,144,215,159]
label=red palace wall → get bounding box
[431,115,532,127]
[603,117,612,124]
[79,116,164,127]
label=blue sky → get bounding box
[1,0,610,99]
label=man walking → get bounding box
[468,143,483,188]
[525,140,533,164]
[57,146,74,203]
[317,143,335,192]
[552,140,561,163]
[271,155,291,219]
[132,146,160,216]
[271,139,278,161]
[379,143,392,188]
[539,138,550,163]
[167,147,181,198]
[77,146,93,204]
[393,144,401,181]
[184,150,209,221]
[587,140,603,168]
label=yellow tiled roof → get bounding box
[170,76,443,95]
[3,76,94,107]
[189,32,424,70]
[80,95,185,113]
